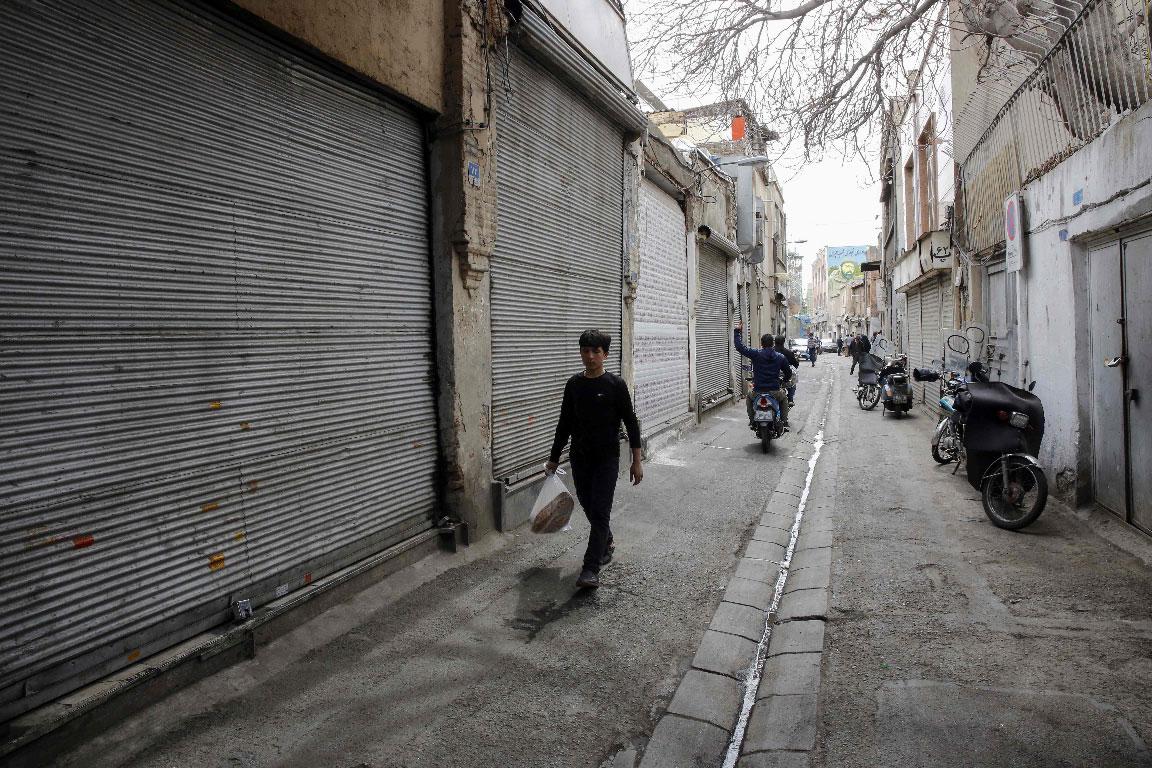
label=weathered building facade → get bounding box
[952,0,1152,526]
[879,14,957,415]
[0,0,656,728]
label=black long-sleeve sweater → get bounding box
[549,372,642,464]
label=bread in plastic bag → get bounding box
[530,468,576,534]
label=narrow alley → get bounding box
[40,357,1152,768]
[4,0,1152,765]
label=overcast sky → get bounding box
[777,157,881,289]
[624,3,883,291]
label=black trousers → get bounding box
[570,453,619,574]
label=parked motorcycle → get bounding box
[918,369,968,463]
[879,354,913,417]
[914,360,1048,529]
[856,352,883,410]
[749,389,786,452]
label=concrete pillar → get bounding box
[429,0,500,537]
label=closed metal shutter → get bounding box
[941,282,955,336]
[907,290,924,404]
[739,282,752,384]
[0,0,437,718]
[939,281,956,416]
[634,180,690,432]
[696,246,733,403]
[491,47,624,478]
[920,280,943,414]
[921,280,943,369]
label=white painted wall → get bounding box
[1016,99,1152,487]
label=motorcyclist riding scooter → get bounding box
[733,322,790,452]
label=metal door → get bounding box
[1123,234,1152,531]
[491,46,624,478]
[1089,242,1127,517]
[1,0,437,718]
[696,247,732,403]
[634,180,690,432]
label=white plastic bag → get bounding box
[529,468,576,534]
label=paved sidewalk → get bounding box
[50,370,830,768]
[624,367,836,768]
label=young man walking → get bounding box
[546,329,643,590]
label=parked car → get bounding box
[790,337,809,357]
[821,337,836,352]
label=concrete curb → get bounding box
[630,370,838,768]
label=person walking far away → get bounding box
[836,336,844,355]
[733,321,790,428]
[774,334,800,406]
[545,329,642,590]
[806,332,820,367]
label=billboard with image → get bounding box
[825,246,869,299]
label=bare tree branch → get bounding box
[626,0,1104,161]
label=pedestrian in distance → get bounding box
[836,336,844,355]
[849,332,871,376]
[806,332,820,367]
[774,334,801,406]
[546,329,643,590]
[848,334,859,375]
[733,321,790,427]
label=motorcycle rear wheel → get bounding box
[760,428,772,453]
[981,457,1048,530]
[859,384,880,410]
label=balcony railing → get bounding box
[957,0,1152,254]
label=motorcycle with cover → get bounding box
[915,335,1049,530]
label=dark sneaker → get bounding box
[576,569,600,589]
[601,542,615,566]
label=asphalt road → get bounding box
[811,356,1152,768]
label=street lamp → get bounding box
[716,155,770,168]
[692,155,770,176]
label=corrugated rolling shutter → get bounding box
[921,279,943,369]
[940,280,956,409]
[491,46,624,479]
[919,280,943,413]
[0,0,437,718]
[634,180,690,432]
[941,282,955,336]
[739,282,752,384]
[907,290,924,404]
[696,246,733,403]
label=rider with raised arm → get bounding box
[733,322,790,428]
